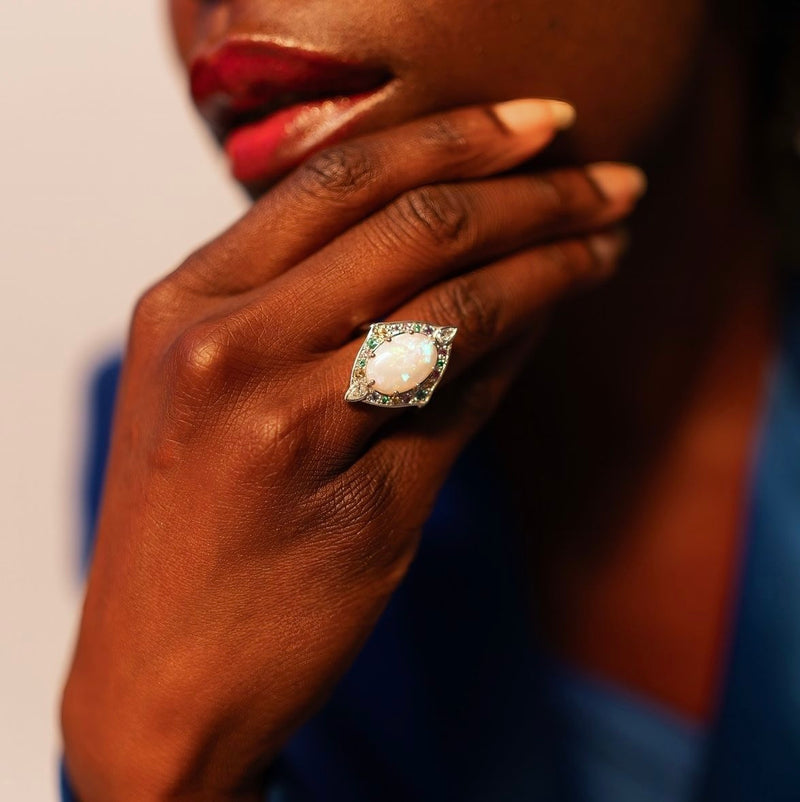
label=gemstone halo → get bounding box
[344,321,457,408]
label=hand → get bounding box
[61,98,645,801]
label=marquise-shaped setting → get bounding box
[344,321,458,408]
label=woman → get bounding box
[61,1,800,799]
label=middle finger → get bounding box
[277,161,645,350]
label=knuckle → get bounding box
[546,238,600,279]
[389,184,472,248]
[242,401,311,466]
[527,169,611,227]
[417,115,471,159]
[130,249,214,344]
[171,243,230,296]
[528,173,575,223]
[130,279,181,338]
[429,275,499,341]
[166,322,236,392]
[234,374,340,476]
[298,143,379,201]
[148,324,238,451]
[223,300,291,365]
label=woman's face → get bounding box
[169,0,707,193]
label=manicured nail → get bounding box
[493,98,577,133]
[588,229,629,267]
[586,162,648,202]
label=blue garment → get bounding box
[62,282,800,801]
[701,281,800,801]
[552,668,705,802]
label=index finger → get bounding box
[183,98,576,294]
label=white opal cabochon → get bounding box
[345,321,457,408]
[365,333,437,394]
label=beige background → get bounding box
[1,3,246,798]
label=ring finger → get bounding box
[315,228,626,465]
[273,162,644,351]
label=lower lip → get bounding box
[224,86,391,186]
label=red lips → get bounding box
[190,39,393,186]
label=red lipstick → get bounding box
[190,39,393,186]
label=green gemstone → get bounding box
[367,338,379,349]
[382,395,391,403]
[358,359,366,367]
[413,323,422,332]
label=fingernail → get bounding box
[586,162,648,202]
[493,98,577,133]
[588,229,629,267]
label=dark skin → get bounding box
[504,19,775,717]
[169,0,706,164]
[61,1,774,800]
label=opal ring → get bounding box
[345,321,457,408]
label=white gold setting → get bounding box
[345,321,457,408]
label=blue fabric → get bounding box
[552,667,705,802]
[62,282,800,801]
[264,440,563,802]
[60,761,77,802]
[258,432,711,802]
[700,281,800,801]
[80,355,120,572]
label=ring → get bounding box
[344,321,458,408]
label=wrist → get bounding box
[60,669,264,802]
